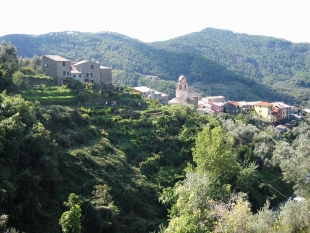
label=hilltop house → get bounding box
[168,75,198,106]
[43,55,112,86]
[133,86,168,104]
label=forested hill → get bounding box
[151,27,310,86]
[0,31,250,84]
[0,30,308,104]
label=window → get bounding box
[63,71,66,75]
[90,73,92,77]
[79,74,81,78]
[73,75,76,78]
[91,65,94,69]
[63,61,65,66]
[67,72,69,75]
[87,73,89,77]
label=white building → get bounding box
[133,86,168,104]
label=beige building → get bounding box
[133,86,168,104]
[254,101,277,123]
[43,55,112,85]
[168,75,198,106]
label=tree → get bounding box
[193,126,240,180]
[279,134,310,197]
[0,41,18,77]
[163,172,231,233]
[212,193,251,233]
[59,193,82,233]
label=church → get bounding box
[168,75,198,106]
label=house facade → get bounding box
[254,101,277,123]
[71,60,101,83]
[100,66,113,84]
[42,55,71,86]
[224,101,241,116]
[272,102,292,121]
[43,55,112,86]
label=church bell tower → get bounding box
[175,74,188,102]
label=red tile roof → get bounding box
[255,101,273,107]
[230,101,239,106]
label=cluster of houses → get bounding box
[41,56,302,128]
[198,97,299,125]
[42,55,112,86]
[134,75,302,128]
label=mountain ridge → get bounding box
[1,28,310,105]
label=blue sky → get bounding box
[2,0,310,43]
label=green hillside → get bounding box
[0,31,301,104]
[151,27,310,89]
[1,42,310,233]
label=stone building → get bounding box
[168,75,198,106]
[42,55,112,86]
[71,60,101,83]
[100,66,112,84]
[42,55,71,86]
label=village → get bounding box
[42,54,304,133]
[133,74,304,133]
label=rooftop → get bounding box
[100,66,112,69]
[133,86,151,93]
[255,101,273,107]
[272,102,291,108]
[44,55,70,62]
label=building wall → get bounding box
[175,77,188,102]
[56,61,71,85]
[254,105,277,122]
[73,61,100,84]
[210,102,223,115]
[254,105,270,119]
[224,103,241,115]
[71,73,84,83]
[282,107,291,119]
[42,56,71,85]
[43,56,58,80]
[100,67,112,84]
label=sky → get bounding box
[1,0,310,43]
